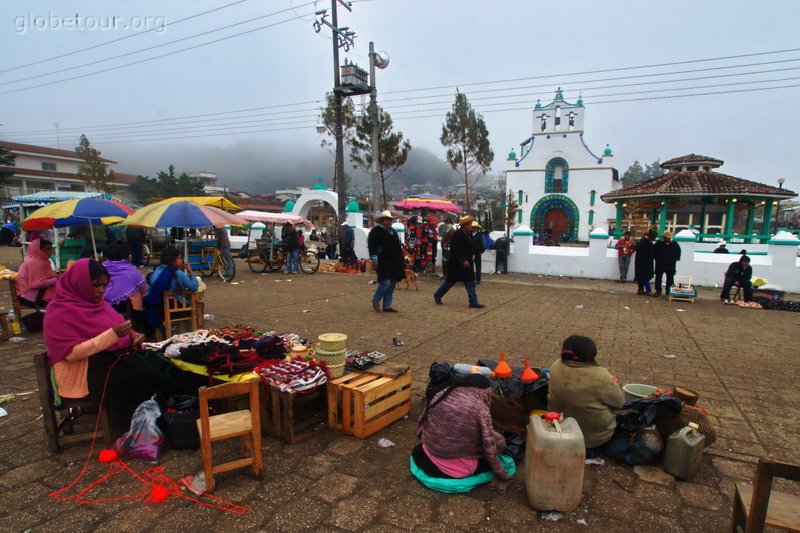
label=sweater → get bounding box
[53,328,120,398]
[547,359,625,448]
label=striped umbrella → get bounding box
[394,195,462,213]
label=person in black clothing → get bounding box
[470,221,486,284]
[367,211,405,313]
[721,255,753,303]
[634,229,656,295]
[713,240,729,254]
[284,224,300,274]
[126,225,147,266]
[433,215,484,308]
[653,230,681,296]
[494,235,511,274]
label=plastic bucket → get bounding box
[622,383,657,403]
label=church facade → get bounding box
[506,88,620,242]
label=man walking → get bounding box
[367,211,405,313]
[214,226,234,279]
[284,224,300,274]
[433,215,484,308]
[615,230,636,282]
[634,229,656,295]
[439,217,454,277]
[470,220,486,284]
[653,230,681,296]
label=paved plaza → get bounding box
[1,247,798,532]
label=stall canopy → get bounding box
[236,210,313,227]
[151,196,240,211]
[126,200,247,228]
[394,194,462,213]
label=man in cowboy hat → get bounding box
[367,211,405,312]
[713,240,729,254]
[653,230,681,296]
[470,220,486,284]
[433,215,485,308]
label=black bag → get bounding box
[21,311,45,333]
[159,394,200,450]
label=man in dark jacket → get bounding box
[713,240,729,254]
[284,224,300,274]
[125,225,147,266]
[494,235,511,274]
[367,210,405,312]
[634,229,656,295]
[433,215,484,308]
[341,222,356,265]
[470,221,486,284]
[721,255,753,303]
[653,230,681,296]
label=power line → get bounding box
[0,2,319,87]
[381,47,800,95]
[0,0,257,75]
[8,56,800,137]
[1,12,315,95]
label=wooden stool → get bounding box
[730,457,800,532]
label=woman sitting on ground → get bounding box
[144,248,199,331]
[16,239,58,307]
[103,242,146,314]
[43,259,198,432]
[413,373,514,492]
[547,335,625,450]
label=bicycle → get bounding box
[247,244,319,274]
[196,246,236,282]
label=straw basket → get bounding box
[318,333,347,352]
[315,348,346,366]
[291,345,309,359]
[328,362,345,378]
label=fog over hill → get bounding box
[105,140,462,194]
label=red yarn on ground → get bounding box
[147,484,169,504]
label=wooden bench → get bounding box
[730,457,800,532]
[34,352,112,452]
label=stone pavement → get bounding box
[1,247,798,532]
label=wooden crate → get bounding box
[327,370,412,439]
[261,383,328,444]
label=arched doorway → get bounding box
[530,194,580,242]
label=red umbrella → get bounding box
[394,195,461,213]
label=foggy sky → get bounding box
[1,0,799,194]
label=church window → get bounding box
[554,106,561,130]
[545,157,569,193]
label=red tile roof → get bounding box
[112,172,137,185]
[601,171,797,202]
[0,140,116,164]
[8,167,134,186]
[661,154,723,168]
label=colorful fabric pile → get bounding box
[256,357,328,392]
[405,216,438,273]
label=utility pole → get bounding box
[369,42,380,214]
[314,1,355,231]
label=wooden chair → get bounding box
[730,457,800,532]
[155,290,199,341]
[196,378,262,493]
[34,352,112,452]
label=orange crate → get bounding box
[261,383,327,443]
[327,370,412,439]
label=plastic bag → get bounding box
[114,396,165,462]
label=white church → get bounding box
[506,88,620,242]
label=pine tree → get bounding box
[75,134,115,193]
[0,144,17,181]
[440,91,494,213]
[349,107,411,210]
[318,92,357,190]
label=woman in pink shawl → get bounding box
[44,258,198,432]
[16,239,58,306]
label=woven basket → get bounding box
[318,333,347,352]
[315,350,346,366]
[328,362,345,378]
[656,405,717,447]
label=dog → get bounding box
[401,268,420,291]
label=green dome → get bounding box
[603,144,613,156]
[577,95,584,106]
[283,199,295,212]
[508,149,517,160]
[346,198,361,212]
[312,177,328,190]
[534,99,542,110]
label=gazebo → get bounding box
[601,154,797,243]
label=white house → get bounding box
[505,88,620,242]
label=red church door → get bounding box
[544,208,568,242]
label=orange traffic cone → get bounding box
[520,357,539,382]
[494,351,512,378]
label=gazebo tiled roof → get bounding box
[661,154,723,168]
[601,171,796,202]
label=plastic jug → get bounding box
[524,413,585,512]
[663,422,705,481]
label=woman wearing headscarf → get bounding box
[413,373,514,492]
[16,239,58,306]
[44,258,196,431]
[103,242,146,312]
[547,335,625,449]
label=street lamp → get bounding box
[774,178,785,234]
[369,41,389,214]
[315,122,326,134]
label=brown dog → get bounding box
[401,268,419,290]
